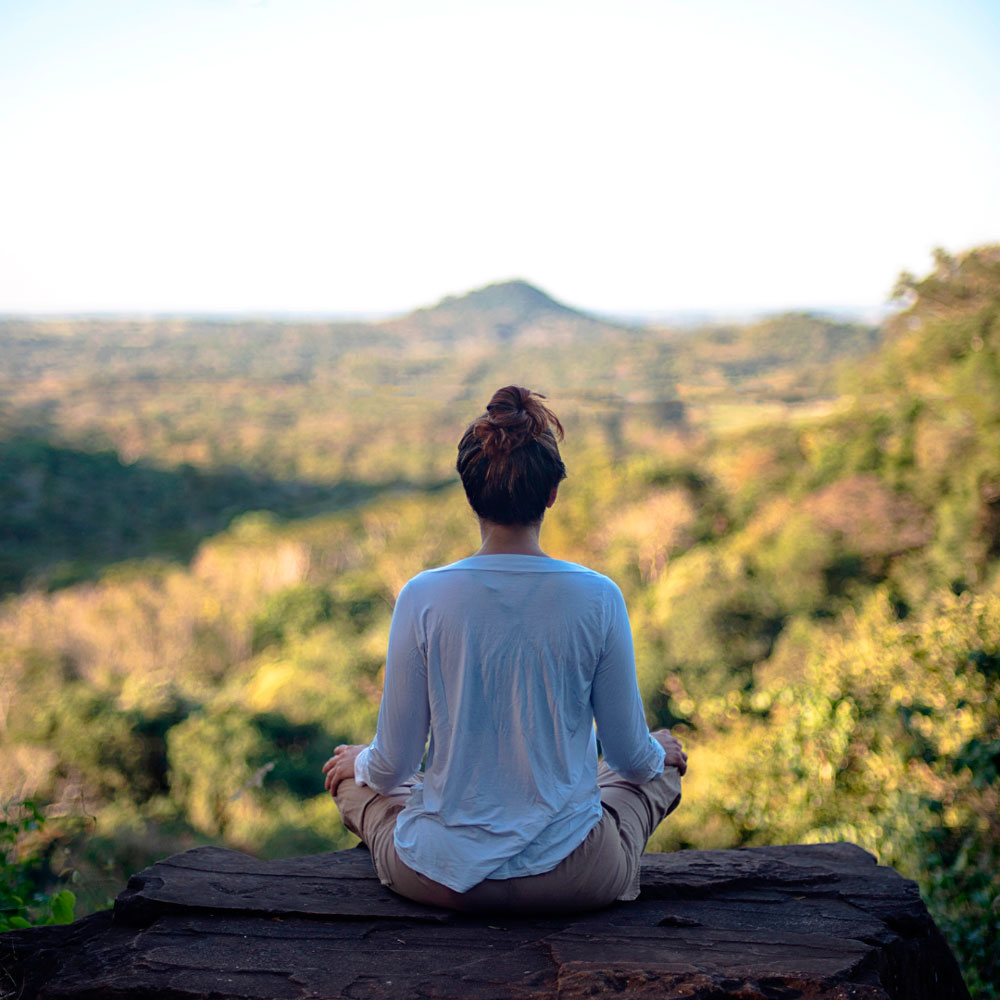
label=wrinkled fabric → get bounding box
[353,555,665,893]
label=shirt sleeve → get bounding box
[353,581,430,793]
[591,582,665,784]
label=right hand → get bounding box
[652,729,688,776]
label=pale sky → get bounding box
[1,0,998,316]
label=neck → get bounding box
[474,519,547,557]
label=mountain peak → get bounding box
[380,278,605,344]
[384,278,618,346]
[430,279,574,318]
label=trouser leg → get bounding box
[333,778,413,888]
[596,762,683,900]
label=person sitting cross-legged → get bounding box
[323,385,686,912]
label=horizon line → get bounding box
[0,303,892,326]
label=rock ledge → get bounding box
[1,842,969,999]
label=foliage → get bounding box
[673,311,881,398]
[251,584,336,653]
[0,801,75,932]
[648,588,1000,997]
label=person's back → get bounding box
[371,555,662,893]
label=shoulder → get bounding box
[546,559,623,595]
[549,563,629,627]
[394,560,474,603]
[530,560,627,618]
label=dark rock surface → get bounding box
[1,842,969,1000]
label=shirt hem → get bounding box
[393,807,603,894]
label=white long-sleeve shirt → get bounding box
[353,554,665,893]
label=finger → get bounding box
[330,762,349,795]
[326,757,352,794]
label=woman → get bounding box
[322,386,686,912]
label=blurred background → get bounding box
[1,1,998,995]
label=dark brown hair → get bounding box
[457,386,566,526]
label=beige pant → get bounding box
[334,761,682,912]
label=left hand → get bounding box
[651,729,688,776]
[322,744,367,796]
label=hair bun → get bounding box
[476,386,563,459]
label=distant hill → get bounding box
[381,279,635,347]
[676,312,881,375]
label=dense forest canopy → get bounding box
[1,248,998,996]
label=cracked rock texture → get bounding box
[1,842,970,999]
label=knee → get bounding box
[333,780,377,839]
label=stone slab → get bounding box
[0,842,970,1000]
